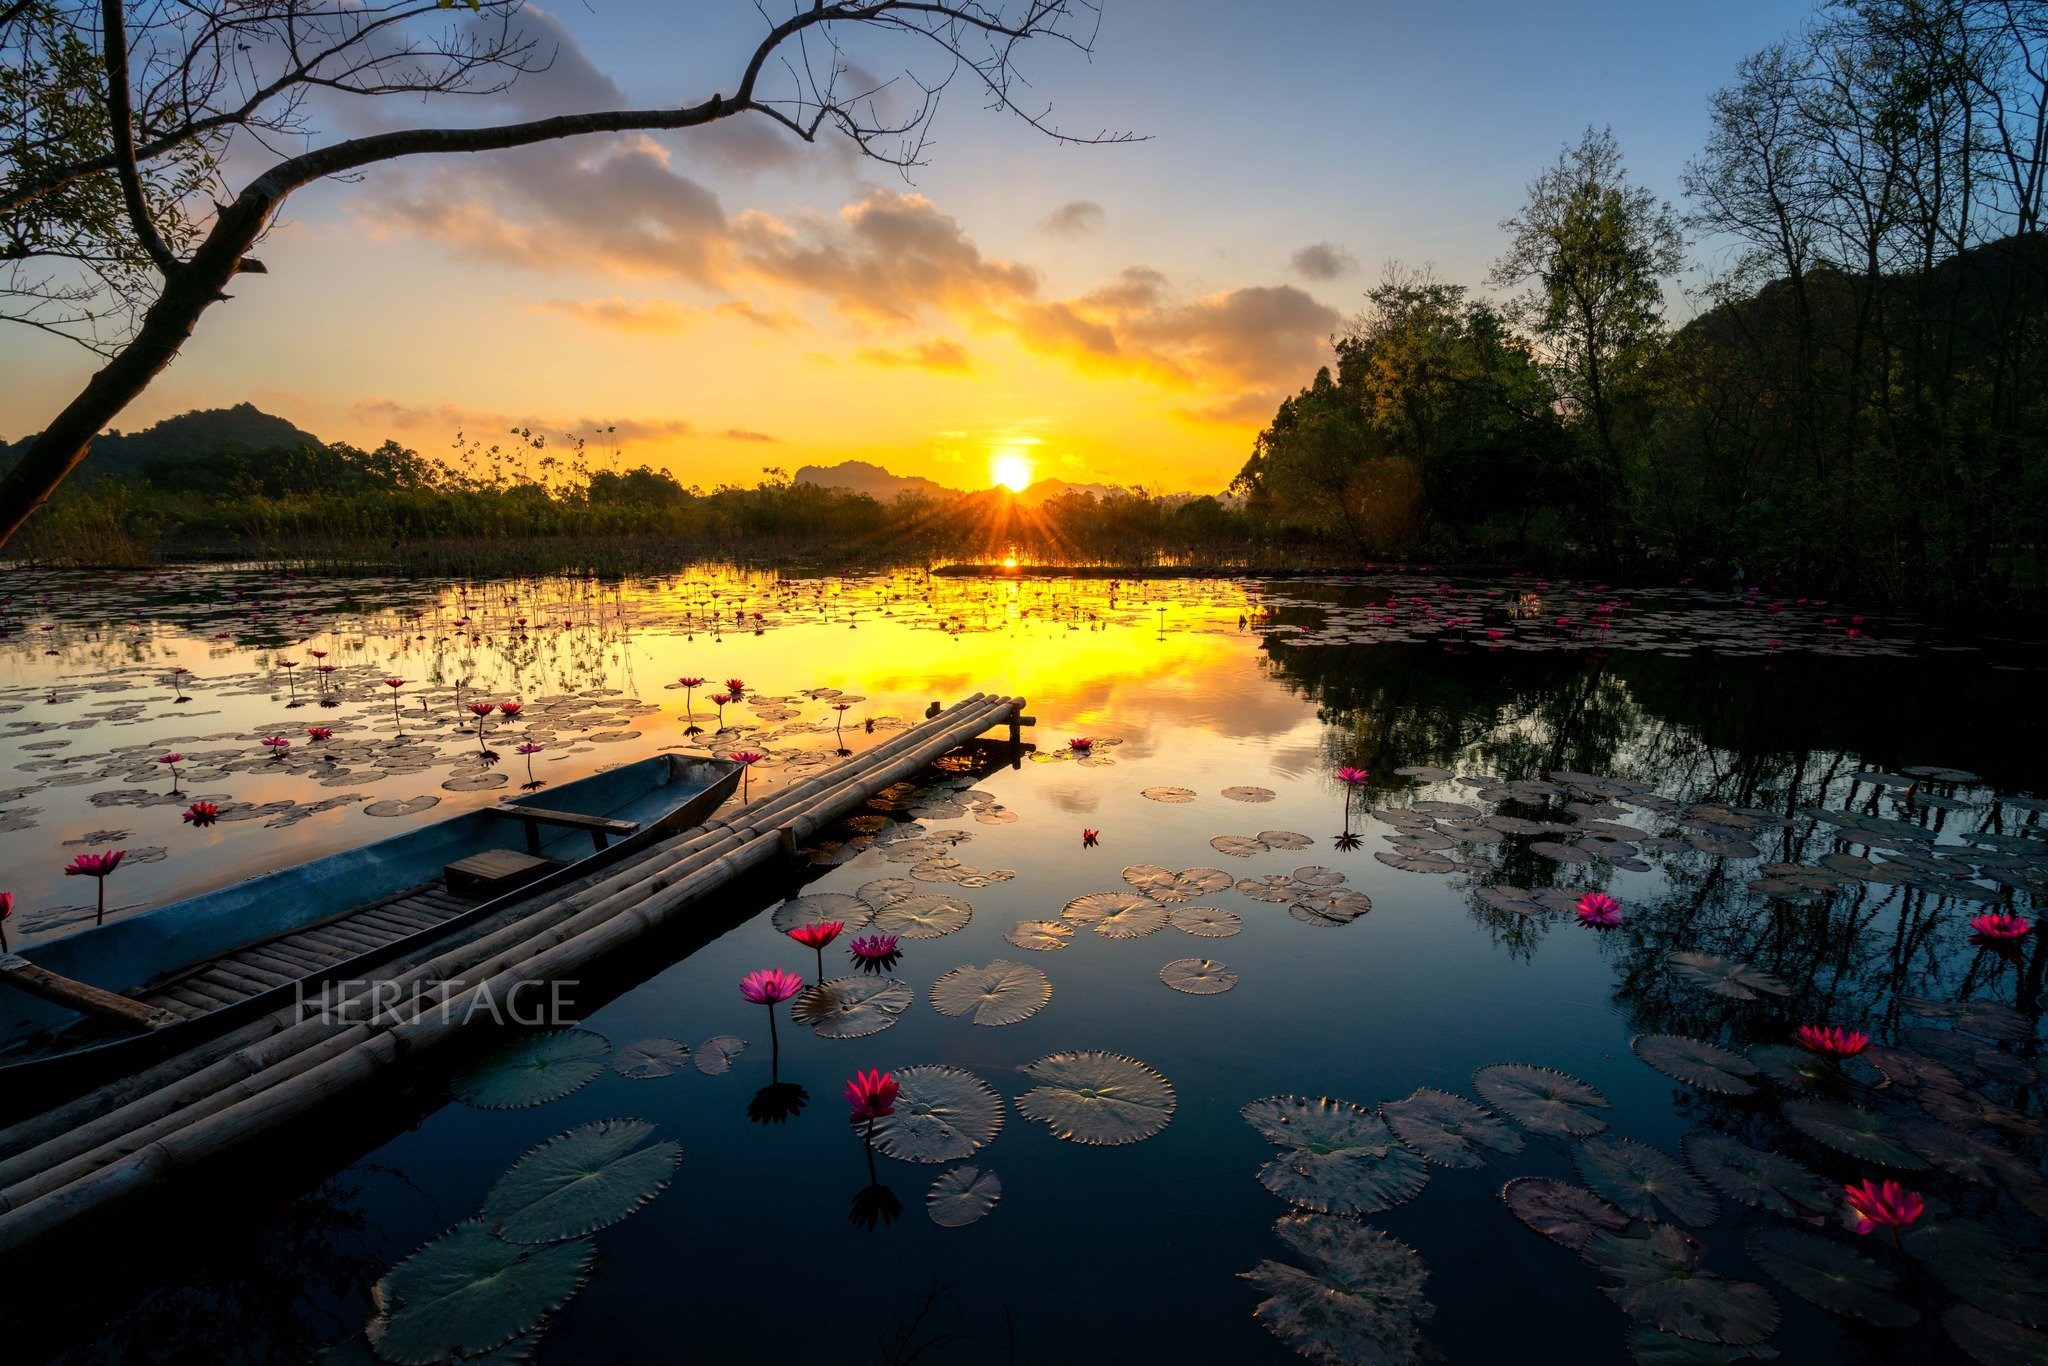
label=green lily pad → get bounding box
[1575,1137,1721,1227]
[1240,1213,1435,1366]
[1667,953,1790,1000]
[791,976,913,1038]
[1745,1226,1918,1328]
[691,1035,746,1075]
[872,894,971,939]
[1632,1035,1760,1097]
[1585,1226,1781,1346]
[1169,903,1244,937]
[1473,1064,1611,1137]
[1626,1326,1777,1364]
[1681,1133,1832,1216]
[1003,918,1073,951]
[867,1065,1004,1163]
[1061,890,1157,927]
[1905,1219,2048,1325]
[1122,864,1232,902]
[928,960,1052,1025]
[1946,1305,2048,1366]
[1291,889,1374,925]
[1502,1177,1630,1251]
[1160,957,1238,994]
[480,1119,681,1244]
[366,1221,592,1364]
[926,1165,1001,1228]
[1016,1051,1176,1146]
[451,1029,611,1110]
[1747,1044,1875,1096]
[1782,1099,1925,1168]
[1242,1096,1430,1216]
[770,891,873,934]
[612,1038,690,1079]
[1382,1089,1524,1168]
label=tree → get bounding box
[0,0,1126,548]
[1491,125,1685,551]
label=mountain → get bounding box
[1,403,321,479]
[794,460,957,501]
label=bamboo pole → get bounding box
[0,695,1010,1170]
[0,697,1022,1240]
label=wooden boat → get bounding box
[0,754,744,1087]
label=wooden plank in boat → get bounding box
[445,849,556,896]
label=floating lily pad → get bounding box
[927,1166,1001,1228]
[1382,1089,1524,1168]
[1242,1096,1430,1216]
[1141,785,1197,803]
[1240,1214,1435,1366]
[1782,1098,1925,1168]
[451,1029,611,1110]
[928,960,1052,1025]
[1223,786,1277,803]
[363,795,441,818]
[480,1119,680,1244]
[1291,889,1373,926]
[1501,1177,1630,1251]
[1169,903,1244,937]
[1211,834,1266,858]
[1575,1137,1721,1227]
[612,1038,690,1079]
[1584,1226,1781,1346]
[1747,1044,1874,1096]
[1625,1326,1775,1365]
[1905,1219,2048,1325]
[1003,918,1073,951]
[1161,957,1238,995]
[1745,1226,1918,1327]
[872,894,972,938]
[771,892,873,934]
[366,1221,592,1365]
[692,1035,746,1075]
[791,976,913,1038]
[857,877,917,908]
[1122,864,1232,902]
[867,1065,1004,1163]
[1016,1051,1176,1146]
[1473,1064,1611,1137]
[1681,1133,1832,1216]
[1667,953,1791,1000]
[1946,1305,2048,1366]
[1062,890,1160,929]
[1632,1035,1760,1096]
[1259,830,1314,850]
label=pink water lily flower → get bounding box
[183,801,220,828]
[1067,736,1094,753]
[1971,912,2031,940]
[64,849,125,926]
[845,1068,900,1121]
[1795,1025,1871,1060]
[1574,891,1622,927]
[261,735,291,757]
[1335,766,1370,786]
[307,726,332,740]
[789,920,846,978]
[0,890,13,953]
[740,967,805,1005]
[849,933,901,968]
[1844,1179,1923,1251]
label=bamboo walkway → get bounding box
[0,693,1028,1253]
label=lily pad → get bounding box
[1473,1064,1611,1137]
[1223,786,1277,803]
[1141,785,1197,803]
[1016,1051,1176,1146]
[872,894,972,938]
[1502,1176,1631,1251]
[1905,1219,2048,1325]
[1747,1044,1874,1096]
[366,1221,592,1365]
[612,1038,690,1079]
[857,877,918,908]
[1291,889,1373,926]
[791,976,914,1038]
[1169,903,1244,937]
[1946,1305,2048,1366]
[926,1165,1002,1228]
[1632,1035,1760,1097]
[1744,1226,1918,1327]
[451,1029,611,1110]
[1584,1225,1781,1345]
[1575,1137,1721,1227]
[1003,918,1073,951]
[771,892,873,934]
[691,1035,746,1075]
[867,1065,1004,1163]
[1122,864,1232,902]
[480,1119,681,1244]
[1667,953,1791,1000]
[1242,1096,1430,1216]
[928,960,1052,1025]
[1625,1326,1776,1365]
[1382,1089,1524,1168]
[1239,1213,1435,1366]
[1681,1133,1832,1216]
[1160,957,1238,995]
[1061,890,1163,935]
[1782,1098,1925,1168]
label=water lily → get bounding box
[383,677,405,722]
[710,692,731,726]
[497,700,522,719]
[1574,891,1622,927]
[63,849,125,926]
[1971,912,2030,940]
[0,890,12,952]
[730,750,764,799]
[724,677,746,697]
[1067,737,1093,754]
[1082,828,1099,847]
[516,741,544,786]
[788,920,845,978]
[741,967,805,1052]
[845,1068,899,1120]
[307,726,332,741]
[1795,1025,1870,1061]
[848,933,901,973]
[156,752,183,793]
[261,735,291,759]
[183,801,220,828]
[1844,1179,1923,1253]
[1336,766,1370,785]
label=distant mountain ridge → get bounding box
[794,459,1136,505]
[1,403,320,479]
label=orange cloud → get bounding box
[855,339,974,373]
[528,297,698,332]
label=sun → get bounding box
[991,452,1034,493]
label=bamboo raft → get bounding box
[0,693,1029,1254]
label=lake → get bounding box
[1,564,2044,1364]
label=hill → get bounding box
[1,403,321,479]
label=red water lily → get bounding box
[183,801,220,828]
[64,849,125,926]
[1844,1179,1923,1252]
[1971,912,2031,940]
[845,1068,900,1121]
[789,920,846,978]
[0,890,13,953]
[307,726,332,740]
[497,700,522,718]
[1082,828,1099,847]
[1795,1025,1871,1061]
[742,967,806,1053]
[1574,891,1623,928]
[848,933,901,971]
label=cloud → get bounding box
[1290,242,1358,281]
[714,299,803,332]
[345,398,697,448]
[855,339,974,373]
[722,428,778,442]
[527,297,697,332]
[1038,201,1106,236]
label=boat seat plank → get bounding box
[446,849,557,897]
[492,804,637,854]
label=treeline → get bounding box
[1236,0,2048,609]
[9,438,1270,572]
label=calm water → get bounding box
[0,566,2044,1364]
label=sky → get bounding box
[1,0,1817,495]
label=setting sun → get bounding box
[991,452,1035,493]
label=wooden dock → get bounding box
[0,693,1028,1253]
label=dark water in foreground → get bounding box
[0,567,2044,1364]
